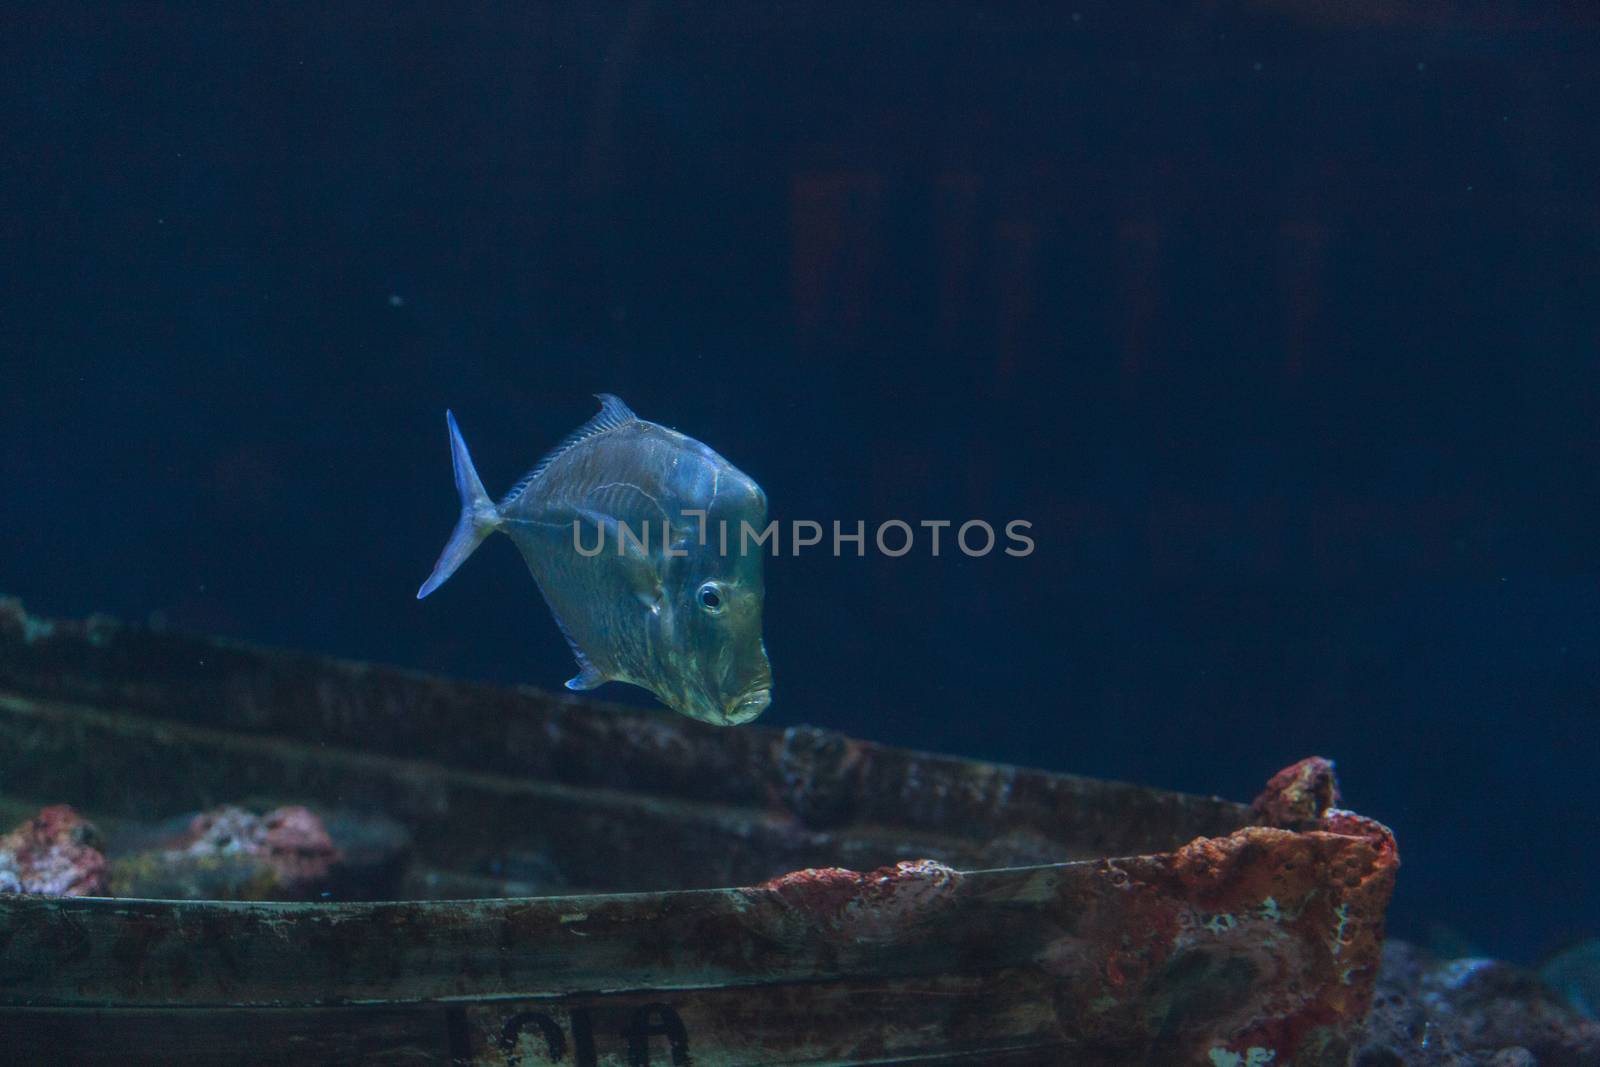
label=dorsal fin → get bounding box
[499,394,638,508]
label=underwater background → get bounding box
[1,3,1596,967]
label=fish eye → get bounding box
[697,582,724,614]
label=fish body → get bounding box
[418,395,772,726]
[1542,938,1600,1019]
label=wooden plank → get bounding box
[0,974,1084,1067]
[0,600,1249,862]
[0,1005,446,1067]
[0,868,1048,1008]
[0,823,1389,1029]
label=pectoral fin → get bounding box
[574,507,665,614]
[629,566,665,614]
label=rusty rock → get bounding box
[0,805,108,896]
[1037,815,1400,1064]
[1252,755,1342,830]
[1322,807,1399,860]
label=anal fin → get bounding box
[549,597,608,692]
[565,664,606,691]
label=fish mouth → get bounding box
[723,687,772,725]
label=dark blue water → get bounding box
[3,4,1596,963]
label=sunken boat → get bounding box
[0,598,1396,1066]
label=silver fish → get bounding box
[417,394,773,726]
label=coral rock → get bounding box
[0,805,108,896]
[168,805,342,892]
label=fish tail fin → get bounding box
[417,410,502,599]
